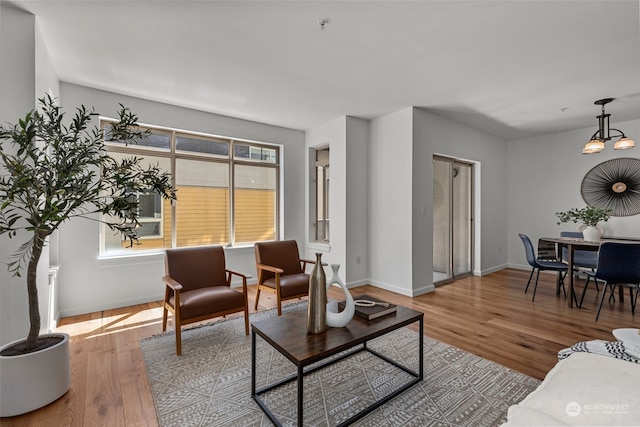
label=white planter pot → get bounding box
[0,333,70,417]
[582,226,603,242]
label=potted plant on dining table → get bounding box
[555,206,612,242]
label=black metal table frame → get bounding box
[251,317,423,427]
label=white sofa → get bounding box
[502,352,640,426]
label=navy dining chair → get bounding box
[579,242,640,321]
[560,230,600,299]
[560,231,598,269]
[537,238,558,262]
[519,234,569,302]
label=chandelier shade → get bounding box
[614,137,635,150]
[582,139,605,154]
[582,98,635,154]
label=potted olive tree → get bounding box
[556,206,612,242]
[0,94,176,416]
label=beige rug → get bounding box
[140,303,539,426]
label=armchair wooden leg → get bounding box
[275,278,282,316]
[254,287,261,310]
[175,325,182,356]
[243,308,249,335]
[175,309,182,356]
[162,306,168,332]
[162,287,170,331]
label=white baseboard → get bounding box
[479,263,508,276]
[58,293,163,318]
[365,279,435,297]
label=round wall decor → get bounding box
[581,157,640,217]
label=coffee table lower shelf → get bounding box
[250,307,424,426]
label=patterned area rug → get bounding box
[140,303,539,426]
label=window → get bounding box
[102,151,172,251]
[315,148,329,243]
[234,165,277,243]
[131,191,163,238]
[234,143,277,162]
[100,122,279,255]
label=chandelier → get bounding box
[582,98,635,154]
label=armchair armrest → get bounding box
[226,269,251,293]
[162,275,183,292]
[256,263,285,274]
[226,268,252,279]
[162,275,183,309]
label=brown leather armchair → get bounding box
[162,245,250,355]
[254,240,316,315]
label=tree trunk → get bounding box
[25,229,47,349]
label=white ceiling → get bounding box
[8,0,640,140]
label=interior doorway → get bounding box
[433,156,473,285]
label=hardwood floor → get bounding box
[2,268,638,426]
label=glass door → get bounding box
[433,156,473,285]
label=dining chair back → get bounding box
[519,233,569,302]
[580,242,640,320]
[560,231,598,269]
[537,238,558,262]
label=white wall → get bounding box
[304,116,369,286]
[0,4,58,346]
[35,13,62,336]
[0,4,35,346]
[507,118,640,269]
[363,106,510,297]
[55,83,305,317]
[35,24,59,103]
[344,117,369,284]
[369,108,415,295]
[305,117,346,272]
[413,108,509,276]
[306,106,510,297]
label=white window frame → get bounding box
[100,119,280,255]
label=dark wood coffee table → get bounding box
[251,305,424,426]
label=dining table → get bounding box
[539,236,639,308]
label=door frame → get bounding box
[433,155,475,286]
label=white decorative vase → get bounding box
[325,264,355,328]
[0,333,70,417]
[582,225,602,242]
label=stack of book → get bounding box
[338,294,397,321]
